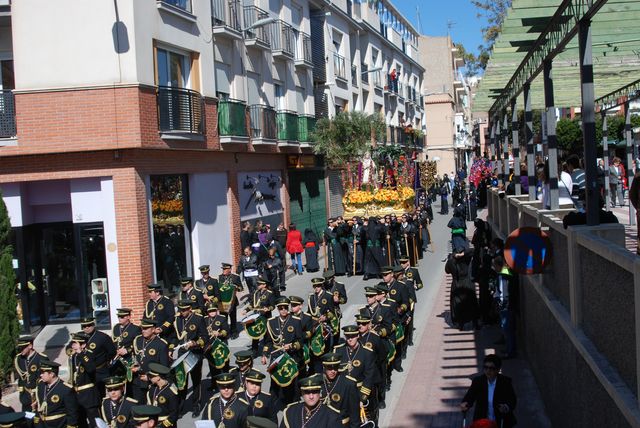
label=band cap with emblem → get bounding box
[375,283,389,294]
[245,369,266,383]
[246,416,278,428]
[275,296,290,308]
[180,276,193,285]
[298,374,322,392]
[80,317,96,328]
[311,278,324,287]
[116,308,132,317]
[399,257,410,264]
[16,335,34,350]
[234,350,253,364]
[105,376,126,389]
[380,266,393,275]
[199,264,210,273]
[131,405,162,422]
[257,276,268,285]
[177,299,193,310]
[321,352,341,366]
[206,302,219,313]
[364,286,378,297]
[140,318,158,328]
[289,295,304,306]
[355,313,372,324]
[393,265,404,274]
[71,332,89,343]
[147,283,162,292]
[0,412,27,428]
[342,325,359,337]
[221,262,232,270]
[215,372,236,386]
[322,270,335,279]
[40,359,60,373]
[147,363,170,378]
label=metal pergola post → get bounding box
[602,112,611,210]
[543,60,559,210]
[524,82,536,201]
[503,112,509,185]
[490,120,496,160]
[512,98,521,195]
[625,101,636,225]
[579,19,599,226]
[496,115,502,179]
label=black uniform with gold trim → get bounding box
[172,302,207,404]
[403,265,423,290]
[386,279,410,314]
[360,302,393,339]
[217,270,243,336]
[204,306,231,381]
[69,347,100,415]
[320,354,360,428]
[178,279,206,315]
[238,369,280,423]
[205,394,249,428]
[195,265,219,299]
[147,382,179,427]
[130,326,170,404]
[100,396,137,428]
[280,401,344,428]
[34,361,79,428]
[144,285,176,340]
[14,337,47,412]
[306,288,336,325]
[82,320,116,389]
[112,321,142,357]
[333,326,378,409]
[247,285,275,356]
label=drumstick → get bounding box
[353,239,357,275]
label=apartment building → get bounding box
[0,0,422,333]
[419,35,471,176]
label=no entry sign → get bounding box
[504,227,552,274]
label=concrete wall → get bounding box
[487,188,640,427]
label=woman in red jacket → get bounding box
[286,223,304,275]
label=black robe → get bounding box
[303,229,320,273]
[324,227,347,275]
[364,219,384,276]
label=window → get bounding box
[157,48,189,87]
[275,83,284,110]
[215,62,231,99]
[161,0,191,13]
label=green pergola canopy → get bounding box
[473,0,640,113]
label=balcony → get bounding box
[212,0,242,39]
[298,115,316,144]
[294,32,313,69]
[243,6,270,48]
[271,20,295,59]
[157,86,204,136]
[249,104,277,143]
[361,63,369,86]
[351,65,358,88]
[388,126,406,145]
[386,74,398,96]
[276,110,299,143]
[333,53,347,82]
[0,90,16,139]
[218,98,249,142]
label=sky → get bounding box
[394,0,486,56]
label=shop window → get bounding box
[150,175,191,292]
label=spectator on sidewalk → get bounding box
[460,354,517,427]
[491,256,518,359]
[286,223,304,275]
[566,154,586,211]
[610,157,625,207]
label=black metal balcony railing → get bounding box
[218,98,248,137]
[160,0,192,12]
[249,104,277,140]
[333,53,346,81]
[271,20,295,56]
[212,0,242,31]
[386,74,398,93]
[0,91,16,139]
[243,6,270,45]
[157,86,204,134]
[361,63,369,85]
[295,32,313,64]
[351,65,358,88]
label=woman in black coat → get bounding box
[445,243,479,330]
[302,228,320,273]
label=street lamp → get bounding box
[242,16,278,31]
[362,66,382,75]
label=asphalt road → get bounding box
[179,210,454,427]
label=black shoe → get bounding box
[231,331,239,340]
[379,401,386,409]
[395,366,403,372]
[363,275,369,280]
[385,384,391,391]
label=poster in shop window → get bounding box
[238,171,284,220]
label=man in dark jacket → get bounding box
[460,354,517,427]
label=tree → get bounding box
[0,189,18,385]
[312,111,386,168]
[556,117,582,153]
[462,0,512,74]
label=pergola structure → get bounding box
[473,0,640,224]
